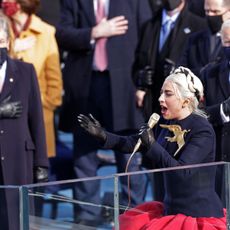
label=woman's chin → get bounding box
[162,112,171,120]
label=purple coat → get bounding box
[0,57,49,230]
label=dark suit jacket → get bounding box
[103,113,223,217]
[37,0,60,26]
[56,0,152,132]
[179,29,223,77]
[0,57,48,230]
[201,60,230,161]
[133,4,207,116]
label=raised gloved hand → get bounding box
[223,97,230,116]
[139,124,155,150]
[0,96,23,119]
[35,166,49,183]
[77,114,107,143]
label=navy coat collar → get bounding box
[0,57,18,101]
[219,60,230,98]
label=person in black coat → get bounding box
[133,0,207,120]
[0,14,49,230]
[179,0,230,77]
[201,19,230,162]
[56,0,152,224]
[149,0,206,17]
[187,0,205,17]
[78,66,225,230]
[37,0,60,26]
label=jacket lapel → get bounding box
[108,0,123,18]
[219,61,230,99]
[0,57,18,101]
[79,0,96,26]
[199,31,211,64]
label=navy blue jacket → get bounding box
[103,113,223,217]
[201,60,230,161]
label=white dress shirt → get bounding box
[220,71,230,123]
[0,61,7,93]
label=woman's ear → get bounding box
[182,99,190,108]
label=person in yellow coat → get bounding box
[1,0,63,157]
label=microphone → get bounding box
[133,113,160,153]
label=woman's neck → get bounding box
[177,108,192,121]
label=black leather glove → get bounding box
[136,66,153,89]
[77,114,107,143]
[163,58,175,77]
[223,97,230,116]
[139,124,155,150]
[35,167,49,183]
[0,96,23,119]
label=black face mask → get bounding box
[206,15,223,34]
[164,0,182,11]
[0,48,7,66]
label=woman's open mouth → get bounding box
[160,105,168,115]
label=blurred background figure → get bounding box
[56,0,152,226]
[37,0,60,26]
[187,0,205,17]
[149,0,205,17]
[179,0,230,77]
[149,0,164,14]
[200,18,230,203]
[1,0,63,159]
[133,0,207,120]
[201,18,230,163]
[0,13,48,230]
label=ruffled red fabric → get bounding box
[119,201,226,230]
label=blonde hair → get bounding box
[0,11,10,40]
[166,66,207,118]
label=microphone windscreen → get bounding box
[148,113,160,128]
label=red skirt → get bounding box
[119,201,226,230]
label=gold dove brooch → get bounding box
[160,124,190,156]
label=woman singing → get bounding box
[78,66,226,230]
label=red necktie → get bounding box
[94,0,108,71]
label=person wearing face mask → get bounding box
[0,13,49,230]
[200,19,230,203]
[187,0,205,17]
[201,19,230,164]
[78,66,226,230]
[179,0,230,77]
[1,0,63,160]
[133,0,207,121]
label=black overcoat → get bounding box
[0,57,48,230]
[56,0,152,132]
[201,60,230,161]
